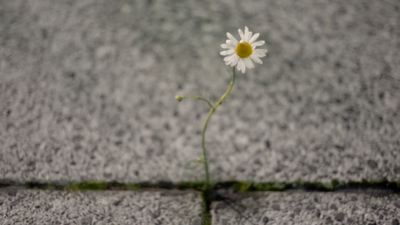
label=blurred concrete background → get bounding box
[1,0,399,184]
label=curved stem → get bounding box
[180,96,214,109]
[214,67,236,108]
[202,108,214,189]
[202,67,236,188]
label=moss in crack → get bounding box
[231,181,289,192]
[66,181,109,191]
[221,181,291,192]
[45,183,65,190]
[222,180,399,193]
[333,179,400,192]
[28,181,140,191]
[26,181,52,189]
[20,180,400,193]
[176,181,206,191]
[292,181,335,192]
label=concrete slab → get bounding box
[211,191,400,225]
[0,0,399,183]
[0,188,202,224]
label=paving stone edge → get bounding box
[1,179,399,225]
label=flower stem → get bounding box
[180,96,214,109]
[202,66,236,188]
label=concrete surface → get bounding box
[211,190,400,225]
[1,0,399,183]
[0,188,202,225]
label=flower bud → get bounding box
[175,94,182,102]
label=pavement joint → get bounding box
[1,179,399,193]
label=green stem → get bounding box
[202,66,236,189]
[180,96,214,109]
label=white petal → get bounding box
[226,40,236,46]
[220,49,235,56]
[255,49,268,54]
[226,55,239,66]
[244,26,250,42]
[255,52,266,57]
[221,43,234,49]
[238,29,244,41]
[247,32,252,42]
[250,54,263,64]
[238,64,243,73]
[236,59,242,70]
[252,40,265,47]
[244,57,254,69]
[230,56,240,66]
[224,53,236,62]
[226,49,235,55]
[227,32,238,45]
[238,59,246,73]
[249,33,260,44]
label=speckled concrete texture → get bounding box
[211,191,400,225]
[0,0,399,183]
[0,188,202,225]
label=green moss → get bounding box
[120,183,140,190]
[61,181,140,191]
[23,180,400,193]
[331,179,340,187]
[45,183,65,190]
[333,179,400,192]
[176,181,206,191]
[220,180,400,193]
[231,182,288,192]
[397,182,400,194]
[66,181,108,191]
[300,181,334,191]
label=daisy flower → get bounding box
[220,26,268,73]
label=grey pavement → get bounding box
[0,188,202,225]
[212,190,400,225]
[1,0,398,184]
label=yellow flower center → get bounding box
[235,41,252,58]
